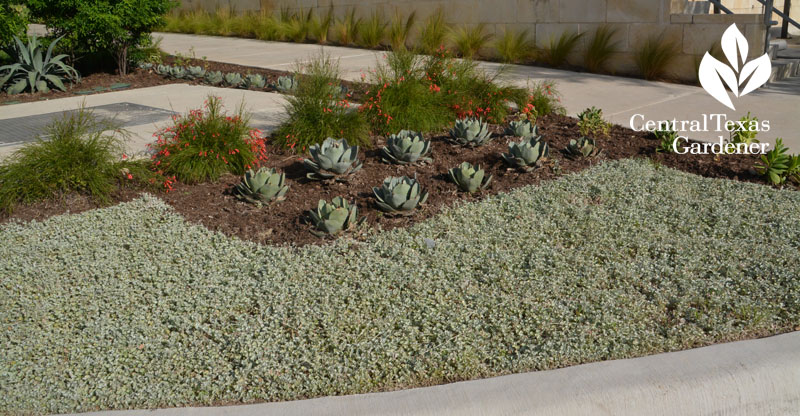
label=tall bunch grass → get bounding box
[634,33,679,80]
[274,53,369,149]
[418,9,448,54]
[450,23,492,59]
[358,11,387,48]
[542,30,583,67]
[333,8,362,46]
[495,28,535,64]
[388,11,416,50]
[584,25,620,73]
[309,7,334,44]
[362,49,451,134]
[0,108,146,212]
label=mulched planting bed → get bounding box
[1,114,775,246]
[0,56,368,105]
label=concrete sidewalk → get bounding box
[156,32,800,151]
[70,331,800,416]
[0,84,287,159]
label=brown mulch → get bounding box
[1,114,773,247]
[0,56,369,105]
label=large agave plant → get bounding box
[244,74,266,89]
[308,196,359,236]
[186,66,206,80]
[235,167,289,206]
[204,70,224,85]
[303,137,363,181]
[0,35,79,94]
[449,162,492,193]
[565,136,601,159]
[501,135,550,170]
[381,130,432,165]
[274,75,297,93]
[224,72,244,88]
[373,176,428,214]
[504,119,537,138]
[450,117,492,147]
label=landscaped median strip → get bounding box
[1,159,799,413]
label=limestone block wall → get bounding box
[175,0,766,81]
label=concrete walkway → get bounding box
[70,331,800,416]
[0,84,287,159]
[156,32,800,151]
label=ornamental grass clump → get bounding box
[634,33,679,80]
[361,49,451,134]
[358,11,387,48]
[273,53,369,149]
[450,23,492,59]
[0,107,154,213]
[150,96,268,185]
[584,25,620,73]
[495,28,535,64]
[388,10,416,50]
[542,30,583,67]
[418,8,448,54]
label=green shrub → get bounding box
[27,0,177,74]
[358,11,386,48]
[361,50,451,134]
[634,33,679,80]
[0,1,28,48]
[654,126,679,153]
[542,30,583,67]
[729,112,760,145]
[151,96,268,184]
[428,49,528,123]
[418,8,448,55]
[450,23,492,59]
[0,35,80,94]
[495,28,535,64]
[523,80,565,118]
[0,108,152,213]
[576,106,611,138]
[273,53,369,150]
[584,25,620,73]
[755,138,800,186]
[388,10,416,50]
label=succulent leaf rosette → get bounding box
[373,176,428,214]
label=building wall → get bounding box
[174,0,767,81]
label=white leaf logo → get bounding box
[698,24,772,110]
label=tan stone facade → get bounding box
[176,0,768,81]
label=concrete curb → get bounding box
[73,331,800,416]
